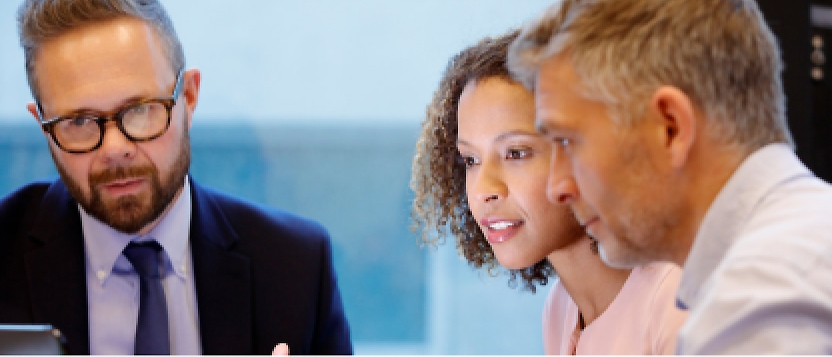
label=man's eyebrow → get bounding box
[536,122,569,136]
[54,95,149,117]
[535,116,572,136]
[535,122,550,136]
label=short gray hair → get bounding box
[18,0,185,105]
[508,0,794,150]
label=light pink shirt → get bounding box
[542,262,686,355]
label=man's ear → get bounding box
[26,102,51,139]
[648,86,697,168]
[27,102,40,122]
[181,68,201,129]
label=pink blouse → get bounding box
[542,262,687,355]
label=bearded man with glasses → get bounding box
[0,0,352,355]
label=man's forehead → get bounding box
[536,55,580,91]
[533,58,575,129]
[34,18,175,116]
[36,19,166,73]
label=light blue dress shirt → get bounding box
[676,144,832,354]
[80,177,201,355]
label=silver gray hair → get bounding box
[508,0,794,150]
[18,0,185,105]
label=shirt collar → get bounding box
[81,176,192,284]
[676,144,810,309]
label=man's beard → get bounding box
[596,140,682,269]
[599,202,680,269]
[52,126,191,234]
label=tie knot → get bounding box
[123,241,164,279]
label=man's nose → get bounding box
[98,123,137,164]
[547,148,578,205]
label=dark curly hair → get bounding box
[410,29,555,293]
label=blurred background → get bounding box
[0,1,556,354]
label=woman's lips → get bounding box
[482,219,524,244]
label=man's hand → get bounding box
[272,343,289,355]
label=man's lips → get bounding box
[581,217,599,229]
[99,177,146,196]
[580,216,600,237]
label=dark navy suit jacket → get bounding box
[0,178,352,354]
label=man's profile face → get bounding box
[533,57,680,268]
[28,17,194,235]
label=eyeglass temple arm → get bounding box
[172,69,185,100]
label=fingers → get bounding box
[272,343,290,355]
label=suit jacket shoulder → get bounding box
[0,181,51,237]
[0,180,90,354]
[197,183,330,249]
[188,180,352,354]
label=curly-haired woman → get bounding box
[410,29,687,354]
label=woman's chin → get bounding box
[495,253,543,271]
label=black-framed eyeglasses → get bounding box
[37,70,185,154]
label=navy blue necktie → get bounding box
[123,241,171,355]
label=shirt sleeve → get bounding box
[677,255,832,354]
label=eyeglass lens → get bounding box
[53,101,170,152]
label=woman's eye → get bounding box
[506,148,531,160]
[460,155,479,168]
[555,138,572,147]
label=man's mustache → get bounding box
[89,165,156,187]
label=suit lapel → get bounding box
[25,181,90,354]
[189,180,253,354]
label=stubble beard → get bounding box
[601,197,680,269]
[598,141,681,269]
[51,122,191,234]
